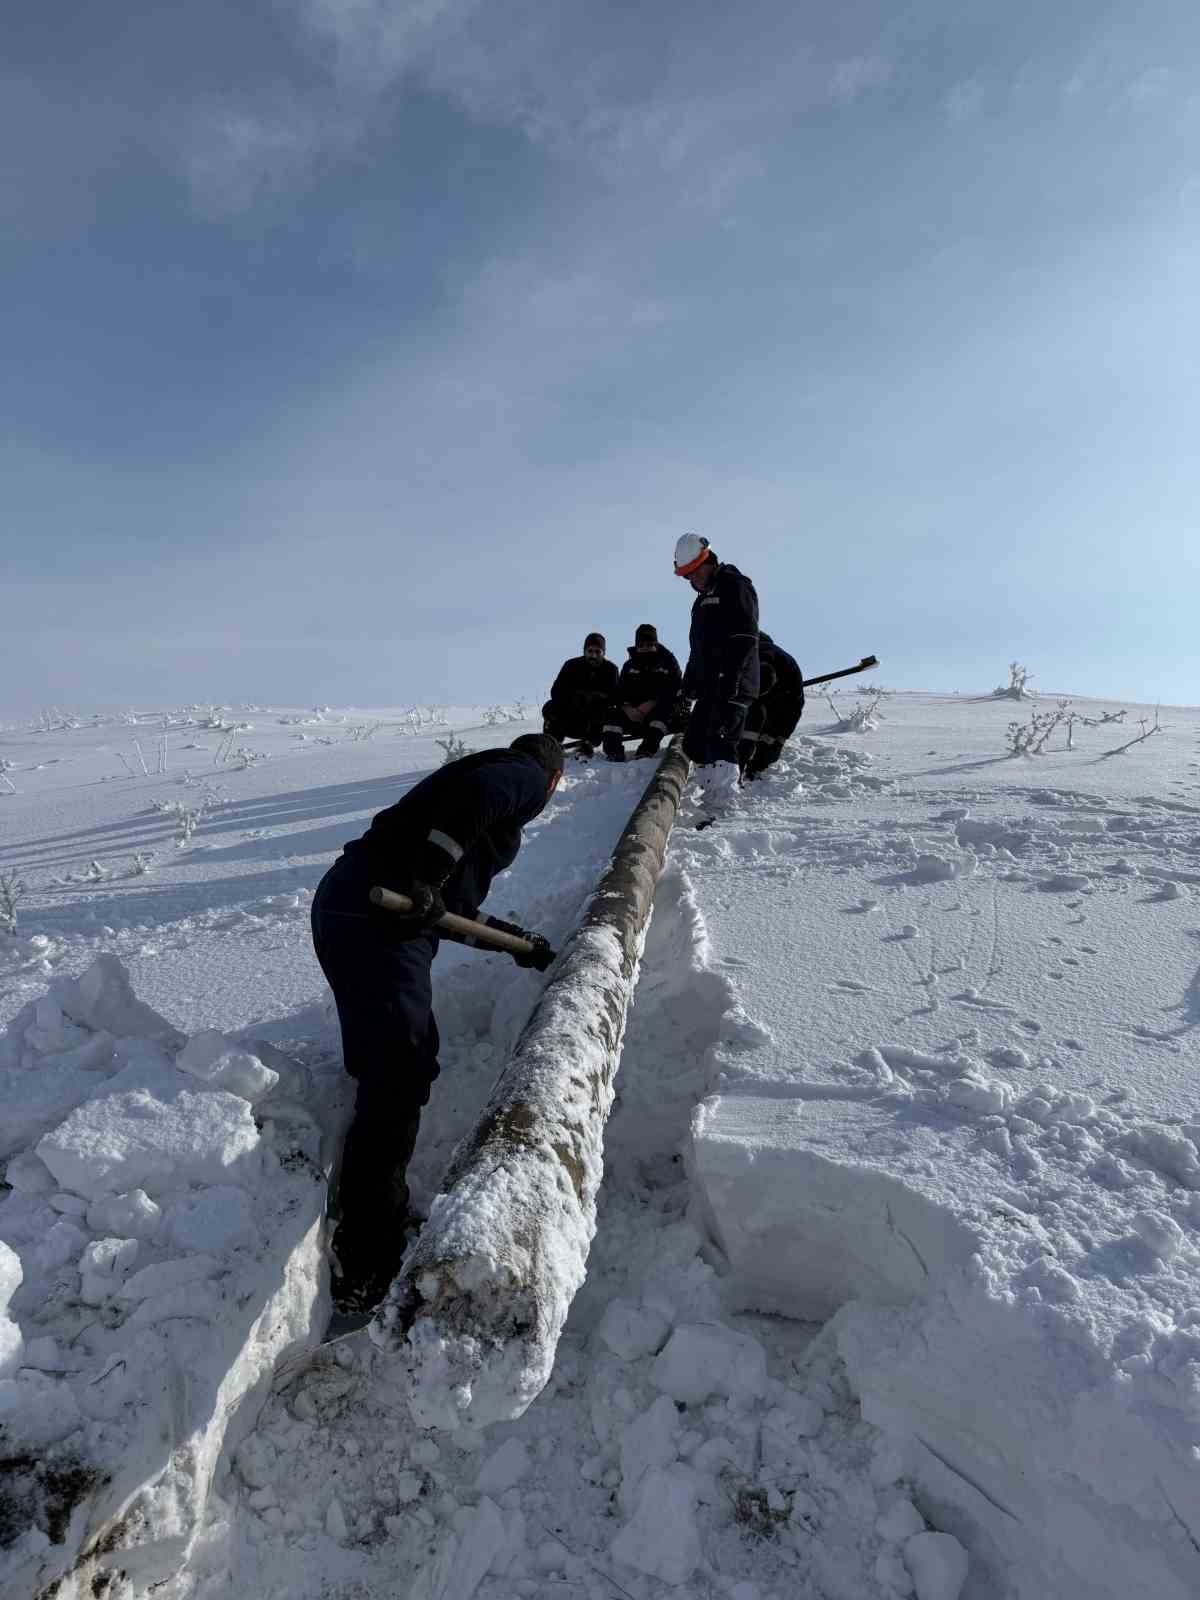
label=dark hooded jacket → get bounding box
[617,643,683,710]
[343,749,550,920]
[548,655,620,709]
[759,633,804,713]
[682,563,760,704]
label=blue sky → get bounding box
[5,0,1198,713]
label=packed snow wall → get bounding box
[0,956,347,1600]
[369,745,693,1430]
[689,1032,1200,1599]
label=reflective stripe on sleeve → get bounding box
[427,828,464,861]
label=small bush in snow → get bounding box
[33,706,81,732]
[825,687,889,732]
[0,870,24,935]
[436,734,470,763]
[128,852,154,876]
[152,786,221,845]
[344,722,383,742]
[1097,707,1165,757]
[1006,701,1069,755]
[994,662,1036,700]
[0,759,16,796]
[481,703,533,726]
[722,1468,791,1540]
[1008,702,1146,756]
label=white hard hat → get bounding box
[673,533,711,577]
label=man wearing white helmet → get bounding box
[673,534,760,811]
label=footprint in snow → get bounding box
[1018,1019,1042,1034]
[832,979,871,993]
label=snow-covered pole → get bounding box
[369,744,692,1430]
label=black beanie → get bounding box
[635,623,657,645]
[584,632,606,652]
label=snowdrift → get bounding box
[0,956,344,1599]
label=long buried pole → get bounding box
[368,744,692,1430]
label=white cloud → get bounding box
[262,0,835,217]
[944,78,985,125]
[829,57,892,105]
[179,101,337,216]
[1124,67,1174,106]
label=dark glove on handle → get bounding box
[510,931,555,972]
[379,879,446,939]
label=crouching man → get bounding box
[740,632,804,778]
[601,623,683,761]
[542,632,620,756]
[310,733,563,1314]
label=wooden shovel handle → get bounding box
[369,885,537,956]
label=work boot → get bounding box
[329,1113,420,1315]
[575,740,595,758]
[602,732,626,762]
[699,759,742,815]
[635,731,662,759]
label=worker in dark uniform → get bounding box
[601,623,684,761]
[542,632,620,755]
[310,733,563,1313]
[673,534,759,810]
[740,632,804,778]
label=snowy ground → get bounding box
[2,689,1199,1599]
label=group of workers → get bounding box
[311,534,806,1315]
[543,534,804,792]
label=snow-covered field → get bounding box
[3,689,1200,1600]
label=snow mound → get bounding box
[692,1087,1200,1599]
[0,957,341,1599]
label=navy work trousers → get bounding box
[310,854,441,1130]
[682,694,750,767]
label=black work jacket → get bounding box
[759,633,804,710]
[682,563,760,703]
[618,644,683,708]
[344,749,549,920]
[549,656,620,707]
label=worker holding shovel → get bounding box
[310,732,564,1317]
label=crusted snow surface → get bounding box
[679,696,1200,1598]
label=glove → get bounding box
[510,931,555,972]
[378,878,446,939]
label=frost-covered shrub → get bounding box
[825,688,889,733]
[436,734,470,763]
[481,703,533,726]
[1006,701,1068,755]
[0,870,24,935]
[994,662,1036,700]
